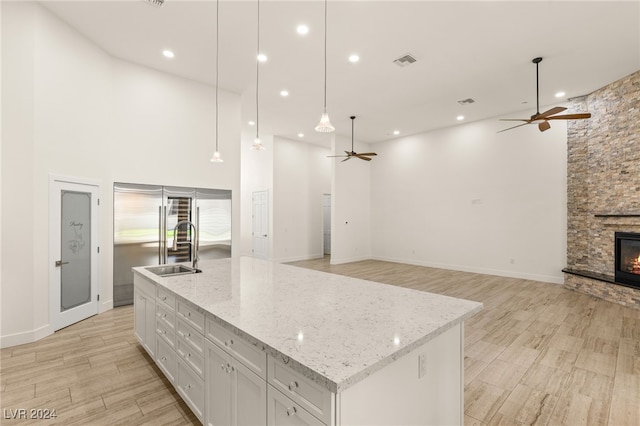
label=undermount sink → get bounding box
[146,264,202,277]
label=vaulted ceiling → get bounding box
[41,1,640,144]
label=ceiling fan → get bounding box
[498,57,591,133]
[327,116,377,162]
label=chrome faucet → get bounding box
[172,220,199,269]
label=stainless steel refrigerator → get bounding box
[113,183,231,306]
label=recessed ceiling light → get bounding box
[348,54,360,63]
[298,133,304,138]
[248,121,256,126]
[555,91,566,98]
[296,24,309,35]
[457,115,465,121]
[280,90,289,97]
[393,130,400,135]
[257,53,267,62]
[162,49,175,59]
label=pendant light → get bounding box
[210,0,224,162]
[315,0,334,133]
[251,0,265,151]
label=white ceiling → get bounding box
[41,1,640,145]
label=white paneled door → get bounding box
[49,177,100,331]
[252,191,269,260]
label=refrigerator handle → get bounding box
[158,206,163,264]
[163,205,168,264]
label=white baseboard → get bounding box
[276,253,325,264]
[0,324,53,349]
[371,255,564,285]
[101,299,113,313]
[330,255,371,265]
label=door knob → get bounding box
[55,260,69,267]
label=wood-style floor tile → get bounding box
[1,257,638,425]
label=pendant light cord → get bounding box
[323,0,327,112]
[256,0,260,139]
[215,0,219,151]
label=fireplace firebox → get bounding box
[615,232,640,289]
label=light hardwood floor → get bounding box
[1,258,638,425]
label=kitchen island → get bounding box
[133,257,482,425]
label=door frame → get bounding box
[49,174,101,331]
[251,190,269,260]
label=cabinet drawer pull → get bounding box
[286,407,297,417]
[186,332,191,337]
[162,313,167,318]
[161,356,167,361]
[288,381,299,391]
[185,384,191,390]
[187,352,191,358]
[187,312,191,317]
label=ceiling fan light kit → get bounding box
[327,116,377,162]
[498,57,591,133]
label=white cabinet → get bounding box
[268,357,332,425]
[267,385,325,426]
[177,357,205,422]
[205,338,267,426]
[133,275,156,358]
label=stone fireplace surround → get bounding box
[564,69,640,309]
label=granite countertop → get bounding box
[133,256,483,393]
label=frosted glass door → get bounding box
[61,190,92,311]
[50,178,98,331]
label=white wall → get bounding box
[370,117,567,284]
[330,134,372,264]
[273,137,331,262]
[1,3,241,347]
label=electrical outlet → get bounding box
[418,353,427,378]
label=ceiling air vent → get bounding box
[393,54,417,67]
[457,98,476,105]
[144,0,165,8]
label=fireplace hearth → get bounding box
[615,232,640,289]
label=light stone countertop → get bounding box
[133,256,483,393]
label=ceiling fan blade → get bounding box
[497,122,531,133]
[499,118,530,122]
[538,121,551,132]
[545,113,592,120]
[326,154,348,158]
[356,152,377,156]
[341,157,353,163]
[355,155,372,161]
[537,106,567,118]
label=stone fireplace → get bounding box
[564,69,640,309]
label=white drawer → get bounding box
[156,318,175,348]
[156,337,176,384]
[176,318,204,355]
[156,302,175,329]
[268,357,332,425]
[206,317,267,379]
[176,326,204,379]
[267,385,326,426]
[177,358,205,422]
[176,299,205,334]
[157,286,176,310]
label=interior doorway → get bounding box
[252,190,269,259]
[323,193,331,255]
